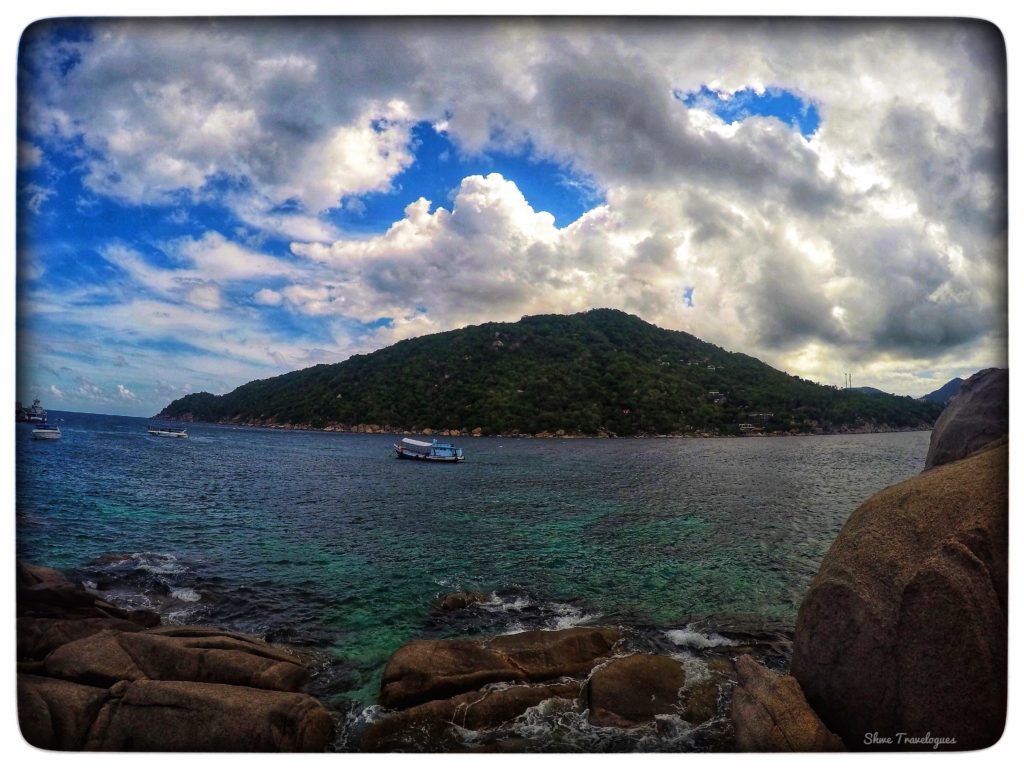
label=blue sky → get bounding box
[15,19,1006,415]
[677,86,821,139]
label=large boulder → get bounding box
[83,679,332,751]
[362,681,580,751]
[791,441,1007,749]
[925,368,1008,469]
[380,627,621,709]
[585,654,686,728]
[17,674,110,750]
[43,628,310,691]
[17,616,145,661]
[731,655,842,751]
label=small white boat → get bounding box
[394,437,464,462]
[147,426,189,439]
[32,424,61,440]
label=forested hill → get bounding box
[157,309,942,436]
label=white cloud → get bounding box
[291,100,416,213]
[48,384,64,399]
[21,183,54,213]
[117,383,140,402]
[253,288,283,306]
[174,231,301,282]
[186,283,222,310]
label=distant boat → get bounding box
[148,426,189,439]
[18,398,48,423]
[394,437,465,462]
[32,423,61,440]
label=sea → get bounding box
[15,411,931,751]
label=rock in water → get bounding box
[362,682,581,751]
[438,591,487,611]
[585,654,686,728]
[791,441,1007,749]
[925,367,1008,469]
[380,627,622,709]
[730,655,843,751]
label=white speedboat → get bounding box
[32,424,61,440]
[147,426,189,439]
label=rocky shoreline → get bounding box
[16,562,333,751]
[157,412,933,440]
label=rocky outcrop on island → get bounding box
[17,562,333,751]
[924,367,1008,469]
[783,372,1008,751]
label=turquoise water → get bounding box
[17,412,929,712]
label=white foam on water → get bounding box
[547,603,601,630]
[480,593,533,612]
[130,552,187,576]
[498,621,527,635]
[81,580,98,591]
[170,587,201,602]
[665,626,736,649]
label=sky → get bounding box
[14,17,1008,416]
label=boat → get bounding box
[147,426,189,439]
[31,423,61,440]
[19,398,48,423]
[394,437,465,462]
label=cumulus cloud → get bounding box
[48,384,64,399]
[17,18,1007,404]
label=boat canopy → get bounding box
[401,438,434,447]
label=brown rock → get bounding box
[17,616,145,661]
[439,591,487,611]
[16,561,160,627]
[380,627,621,709]
[731,655,843,751]
[362,682,580,751]
[586,654,686,728]
[17,674,110,750]
[791,442,1007,749]
[680,682,719,725]
[925,368,1007,469]
[44,628,310,692]
[83,679,332,751]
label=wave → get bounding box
[664,626,737,650]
